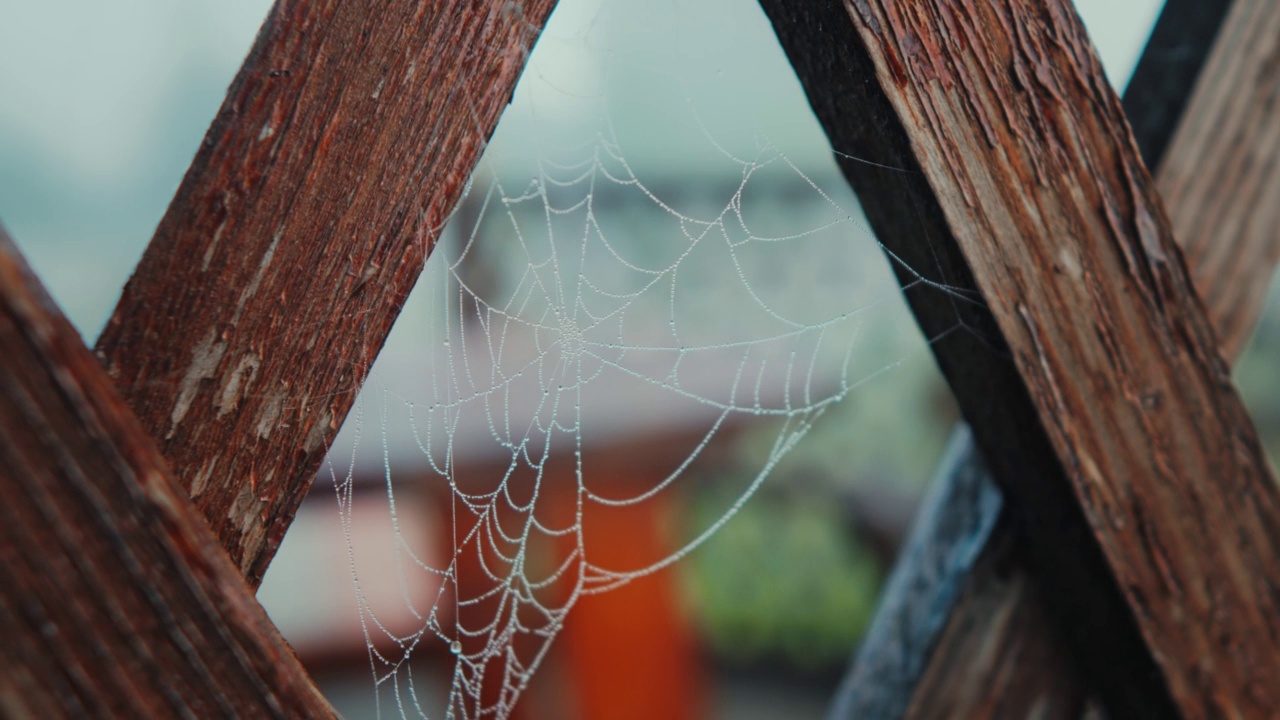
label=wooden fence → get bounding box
[2,0,1278,717]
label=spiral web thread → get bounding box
[320,0,979,716]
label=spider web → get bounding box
[319,0,974,717]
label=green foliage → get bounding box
[682,487,882,671]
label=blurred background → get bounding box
[5,1,1277,718]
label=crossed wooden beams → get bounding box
[825,0,1280,717]
[761,0,1280,716]
[2,0,1278,717]
[2,1,555,714]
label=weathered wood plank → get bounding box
[830,0,1280,715]
[758,0,1280,717]
[887,3,1280,718]
[94,0,559,586]
[827,427,1005,720]
[1122,0,1234,168]
[762,3,1165,715]
[903,527,1093,720]
[0,225,333,719]
[1157,0,1280,358]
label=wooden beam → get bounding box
[1121,0,1234,168]
[897,3,1280,717]
[829,0,1280,715]
[94,0,558,586]
[1156,0,1280,358]
[836,0,1280,715]
[758,0,1280,717]
[828,428,1009,719]
[0,225,333,718]
[904,519,1092,720]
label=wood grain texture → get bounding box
[759,0,1280,717]
[903,530,1092,720]
[761,1,1170,714]
[887,2,1280,717]
[829,0,1280,715]
[94,0,558,586]
[1121,0,1234,168]
[1158,0,1280,358]
[0,226,333,719]
[827,427,1004,720]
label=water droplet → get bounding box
[450,640,462,655]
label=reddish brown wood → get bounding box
[95,0,558,586]
[830,0,1237,715]
[903,531,1088,720]
[1158,0,1280,359]
[0,225,333,719]
[759,0,1280,716]
[890,1,1280,716]
[832,0,1280,716]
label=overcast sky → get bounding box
[0,0,1162,336]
